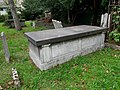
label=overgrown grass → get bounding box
[0,22,120,90]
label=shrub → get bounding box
[4,19,26,28]
[109,30,120,42]
[109,6,120,43]
[0,15,5,22]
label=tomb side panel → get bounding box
[29,42,40,63]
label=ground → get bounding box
[0,22,120,90]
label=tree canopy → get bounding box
[22,0,109,25]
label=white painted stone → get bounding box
[29,42,39,60]
[103,13,108,28]
[101,13,111,28]
[101,33,105,47]
[51,39,80,58]
[29,42,42,68]
[108,14,111,28]
[81,35,97,49]
[32,21,36,28]
[40,44,52,63]
[12,68,20,87]
[51,43,61,58]
[52,19,63,29]
[100,14,104,27]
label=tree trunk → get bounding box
[92,0,97,25]
[67,10,71,23]
[92,0,101,26]
[8,0,22,30]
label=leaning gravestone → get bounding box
[1,32,10,63]
[103,13,108,28]
[100,14,104,27]
[52,19,63,29]
[100,13,110,28]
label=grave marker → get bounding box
[32,21,36,28]
[100,14,104,27]
[108,14,111,29]
[100,13,111,28]
[52,19,63,29]
[103,13,108,27]
[1,32,10,63]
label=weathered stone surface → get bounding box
[25,25,107,46]
[52,19,63,29]
[108,14,111,29]
[1,32,10,63]
[100,13,111,28]
[25,25,108,70]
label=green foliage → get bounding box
[100,0,109,12]
[21,0,109,24]
[112,7,120,30]
[109,30,120,42]
[101,0,109,7]
[41,0,60,10]
[0,22,120,89]
[58,0,76,10]
[109,6,120,43]
[21,0,43,20]
[22,0,43,14]
[0,15,5,22]
[3,19,25,28]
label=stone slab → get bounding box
[25,25,108,46]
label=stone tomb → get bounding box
[25,25,108,70]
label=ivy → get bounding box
[109,6,120,43]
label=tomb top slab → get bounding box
[25,25,108,46]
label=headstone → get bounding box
[12,68,20,88]
[108,14,111,29]
[100,13,110,28]
[45,12,51,18]
[100,13,109,27]
[103,13,108,28]
[1,32,10,63]
[52,19,63,29]
[100,14,104,27]
[32,21,36,28]
[44,10,51,18]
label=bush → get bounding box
[109,30,120,42]
[4,19,26,28]
[109,6,120,43]
[0,15,5,22]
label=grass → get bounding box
[0,21,120,90]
